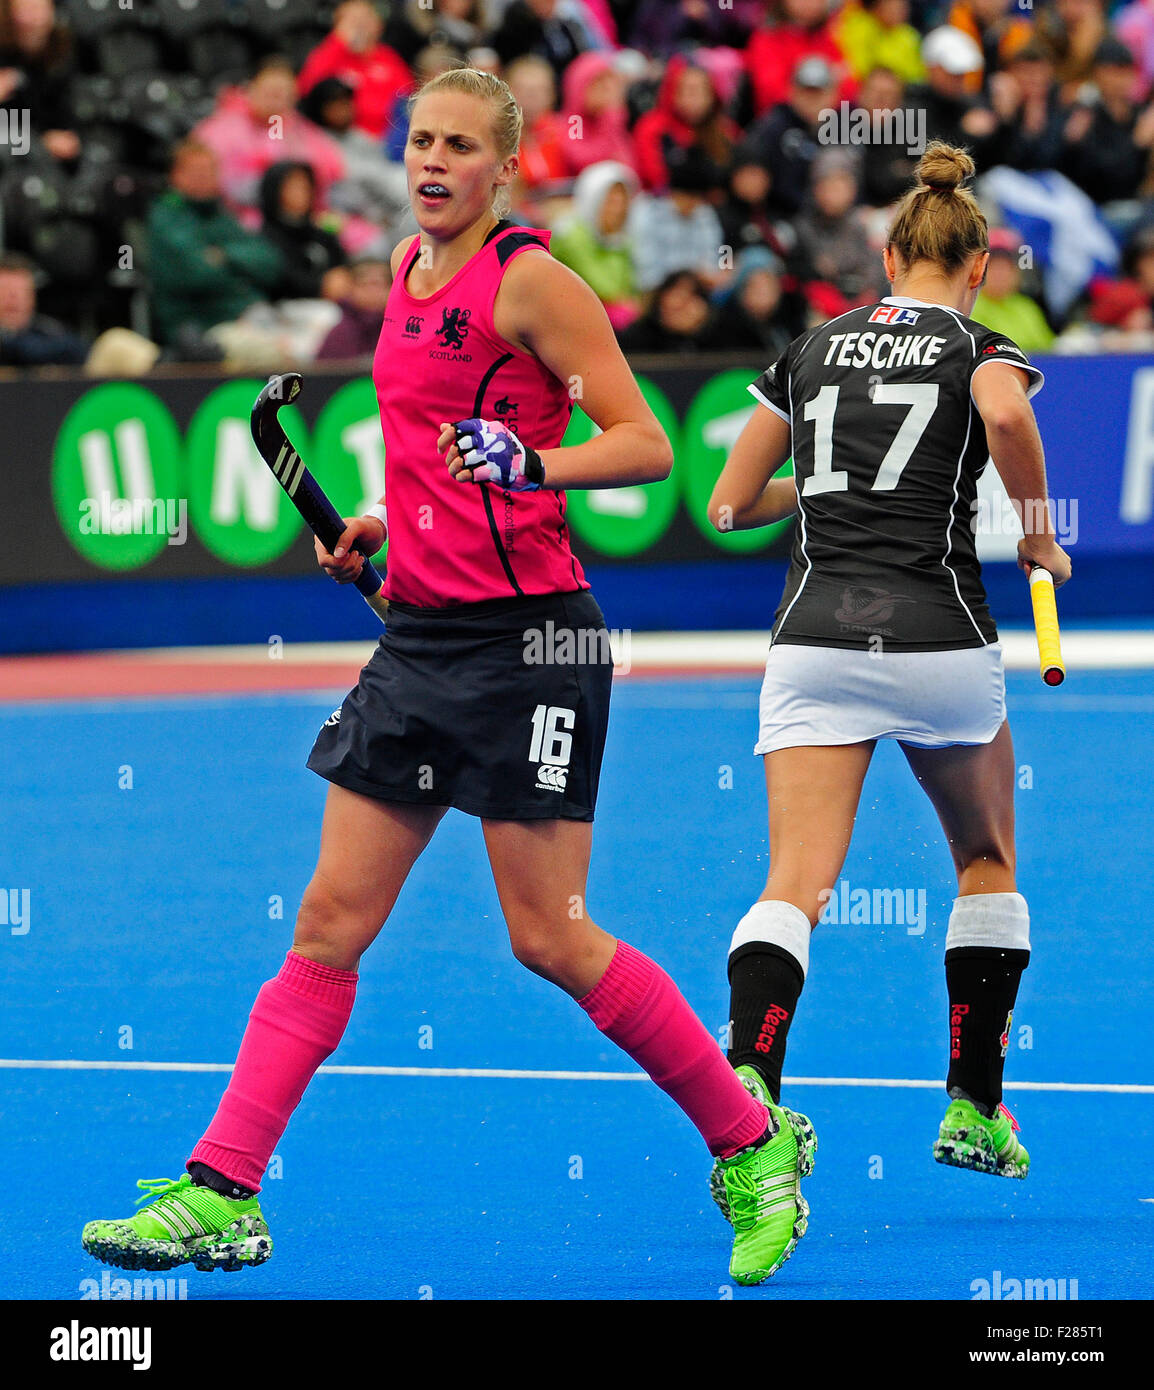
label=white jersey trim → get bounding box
[747,381,790,423]
[970,354,1045,400]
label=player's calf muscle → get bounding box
[507,919,616,995]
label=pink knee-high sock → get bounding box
[578,940,768,1157]
[187,950,357,1193]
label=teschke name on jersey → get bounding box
[823,330,947,370]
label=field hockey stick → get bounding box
[250,372,389,624]
[1027,564,1064,686]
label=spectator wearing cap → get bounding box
[1089,278,1153,328]
[1052,272,1154,349]
[985,41,1067,172]
[740,0,853,123]
[491,0,589,86]
[1057,223,1154,345]
[1059,37,1154,205]
[0,251,88,365]
[1033,0,1109,103]
[558,50,640,179]
[1116,0,1154,101]
[298,0,413,141]
[945,0,1034,94]
[550,161,643,330]
[627,149,729,295]
[737,54,845,217]
[632,54,740,193]
[970,228,1056,353]
[792,146,889,316]
[711,245,802,353]
[907,26,999,163]
[835,0,926,87]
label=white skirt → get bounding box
[754,641,1006,754]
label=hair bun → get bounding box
[917,140,975,193]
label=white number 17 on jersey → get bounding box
[802,383,940,495]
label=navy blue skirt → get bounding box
[307,590,613,821]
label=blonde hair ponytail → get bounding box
[886,141,988,274]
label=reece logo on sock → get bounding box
[950,1003,969,1059]
[755,1005,790,1055]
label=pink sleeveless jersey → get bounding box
[373,223,589,606]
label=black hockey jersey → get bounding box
[750,295,1044,651]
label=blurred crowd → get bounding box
[3,0,1154,372]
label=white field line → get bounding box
[0,1058,1150,1093]
[100,630,1154,672]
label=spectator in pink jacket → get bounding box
[558,50,640,178]
[632,53,740,192]
[193,57,346,230]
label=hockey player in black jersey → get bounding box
[704,141,1072,1283]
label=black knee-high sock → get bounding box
[727,945,804,1105]
[945,946,1030,1114]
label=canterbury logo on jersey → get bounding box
[536,764,568,791]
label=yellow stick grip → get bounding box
[1028,566,1064,686]
[365,587,390,625]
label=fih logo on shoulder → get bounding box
[49,1321,152,1370]
[868,304,921,325]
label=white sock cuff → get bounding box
[728,900,811,979]
[945,892,1030,952]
